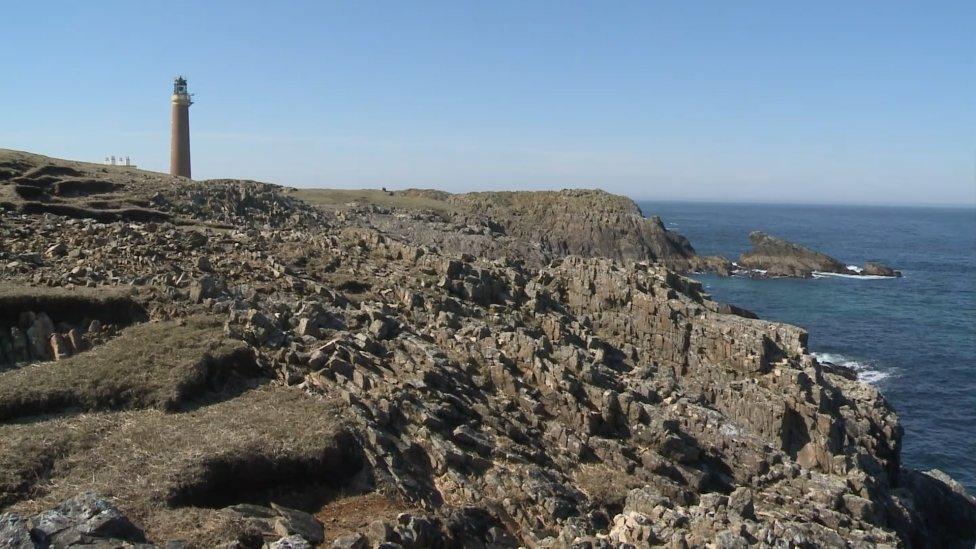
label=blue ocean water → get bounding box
[640,201,976,492]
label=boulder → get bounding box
[265,535,312,549]
[27,313,54,360]
[189,275,223,303]
[295,317,322,338]
[728,487,756,519]
[624,487,669,515]
[0,513,35,549]
[270,503,325,545]
[50,333,71,361]
[44,242,68,258]
[394,513,441,548]
[30,491,146,547]
[862,261,901,277]
[197,256,215,272]
[66,328,87,353]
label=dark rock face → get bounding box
[449,190,723,272]
[898,469,976,547]
[321,188,732,274]
[738,231,849,277]
[738,231,902,279]
[863,261,902,277]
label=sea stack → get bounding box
[169,76,193,178]
[738,231,901,278]
[737,231,848,277]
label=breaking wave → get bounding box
[812,271,894,280]
[813,352,892,384]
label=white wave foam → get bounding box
[812,271,893,280]
[813,352,892,384]
[846,265,863,273]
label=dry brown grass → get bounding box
[314,492,420,540]
[0,316,249,421]
[0,386,357,546]
[291,188,457,213]
[0,413,118,508]
[574,463,646,511]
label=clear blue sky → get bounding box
[3,1,974,205]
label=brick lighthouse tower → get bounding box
[170,76,193,178]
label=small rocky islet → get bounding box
[735,231,902,279]
[0,149,971,548]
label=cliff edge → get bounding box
[448,189,729,272]
[295,187,732,273]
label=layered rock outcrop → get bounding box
[0,149,971,547]
[447,190,730,273]
[738,231,901,278]
[300,186,731,274]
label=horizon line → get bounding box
[633,197,976,210]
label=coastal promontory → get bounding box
[0,149,970,547]
[296,187,732,274]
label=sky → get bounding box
[2,1,974,206]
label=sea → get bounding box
[639,201,976,493]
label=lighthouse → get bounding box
[170,76,193,178]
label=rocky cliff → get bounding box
[0,150,972,548]
[447,190,729,273]
[295,187,731,274]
